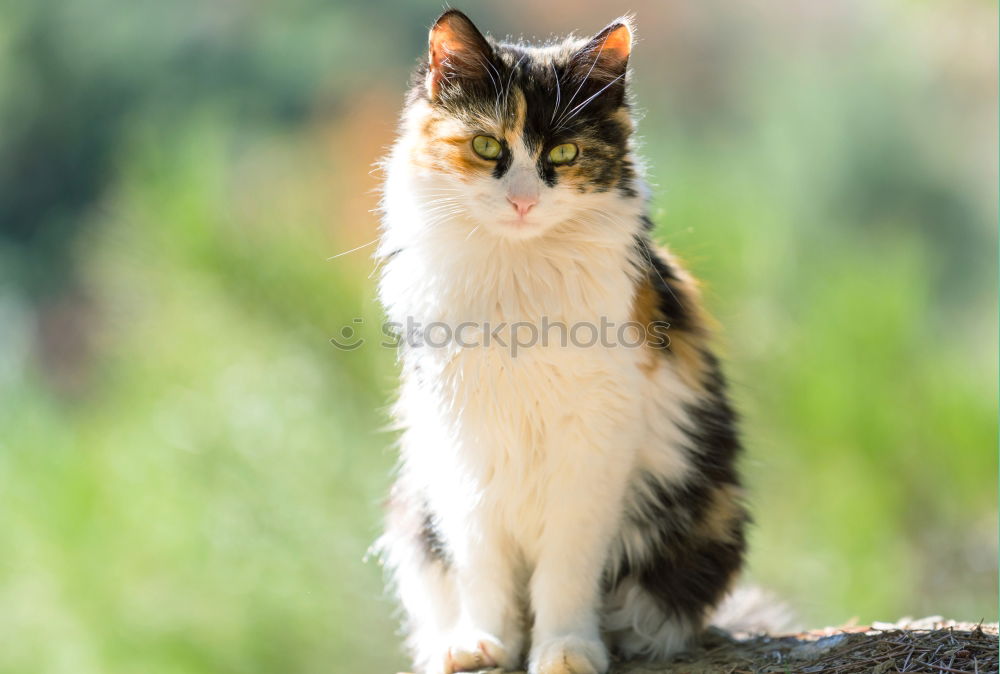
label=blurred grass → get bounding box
[0,0,996,672]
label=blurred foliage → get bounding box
[0,0,996,672]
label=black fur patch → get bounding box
[385,481,451,567]
[419,506,450,565]
[632,234,695,334]
[491,141,513,179]
[683,352,743,485]
[636,534,746,622]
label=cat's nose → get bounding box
[506,194,538,218]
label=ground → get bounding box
[405,619,999,674]
[611,618,998,674]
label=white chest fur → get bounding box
[379,202,662,554]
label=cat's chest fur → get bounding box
[381,218,652,536]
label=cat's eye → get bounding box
[548,143,578,164]
[472,135,502,160]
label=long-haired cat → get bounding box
[376,10,748,674]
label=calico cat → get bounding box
[375,10,748,674]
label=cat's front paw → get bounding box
[442,631,515,673]
[529,635,609,674]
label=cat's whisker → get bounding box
[420,200,463,210]
[478,54,501,98]
[478,54,504,117]
[555,33,613,127]
[503,53,528,110]
[420,197,462,207]
[555,72,626,131]
[420,211,464,223]
[326,237,379,261]
[416,192,463,201]
[419,205,466,221]
[636,236,686,312]
[415,187,463,195]
[420,196,462,205]
[549,62,562,123]
[578,207,620,228]
[368,253,389,280]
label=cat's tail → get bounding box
[709,585,797,635]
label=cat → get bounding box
[375,10,748,674]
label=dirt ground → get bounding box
[611,618,999,674]
[409,618,999,674]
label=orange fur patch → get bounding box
[601,24,632,62]
[411,113,496,180]
[695,485,747,545]
[630,277,665,376]
[630,250,711,390]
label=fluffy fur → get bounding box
[376,11,748,674]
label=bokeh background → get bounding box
[0,0,996,672]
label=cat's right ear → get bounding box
[426,10,493,99]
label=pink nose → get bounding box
[506,194,538,218]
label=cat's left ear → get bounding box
[426,10,494,99]
[567,17,633,105]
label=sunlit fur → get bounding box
[376,11,749,674]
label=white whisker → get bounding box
[327,237,379,261]
[549,62,562,123]
[555,33,612,128]
[555,72,626,131]
[503,53,527,110]
[636,236,685,312]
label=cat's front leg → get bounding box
[440,510,524,673]
[528,443,631,674]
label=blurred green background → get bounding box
[0,0,996,672]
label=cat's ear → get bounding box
[567,18,633,105]
[426,10,494,99]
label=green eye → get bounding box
[548,143,578,164]
[472,135,502,160]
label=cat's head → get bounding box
[389,10,641,242]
